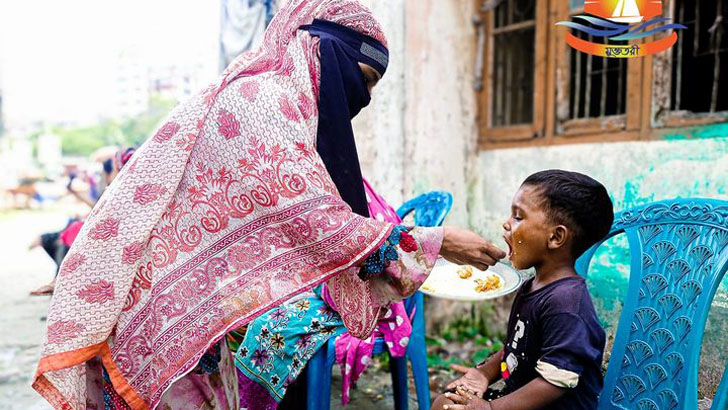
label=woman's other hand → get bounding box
[440,227,506,271]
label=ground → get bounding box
[0,208,66,410]
[0,206,440,410]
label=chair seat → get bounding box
[305,190,453,410]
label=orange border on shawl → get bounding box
[34,341,149,410]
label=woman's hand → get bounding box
[443,387,492,410]
[440,227,506,271]
[446,364,490,397]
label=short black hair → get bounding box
[522,169,614,257]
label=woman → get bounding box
[33,1,504,410]
[235,178,431,410]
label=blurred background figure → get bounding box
[28,147,135,296]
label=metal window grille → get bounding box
[671,0,728,113]
[568,23,628,120]
[491,0,536,127]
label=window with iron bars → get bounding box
[491,0,536,127]
[671,0,728,114]
[568,23,628,119]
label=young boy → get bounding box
[432,170,614,410]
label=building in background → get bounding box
[150,63,208,103]
[109,50,150,119]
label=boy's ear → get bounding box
[548,225,569,250]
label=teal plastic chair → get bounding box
[576,199,728,410]
[306,191,453,410]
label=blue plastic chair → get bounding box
[306,191,453,410]
[576,199,728,410]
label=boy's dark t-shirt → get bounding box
[500,276,605,410]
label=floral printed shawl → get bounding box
[33,2,394,410]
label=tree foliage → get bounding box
[57,95,176,156]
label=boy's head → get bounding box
[502,170,614,270]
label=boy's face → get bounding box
[502,185,553,270]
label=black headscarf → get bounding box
[300,19,389,217]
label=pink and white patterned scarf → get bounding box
[333,178,414,404]
[34,2,394,410]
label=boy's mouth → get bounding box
[503,235,514,258]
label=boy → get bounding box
[433,170,614,410]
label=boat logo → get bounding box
[556,0,686,58]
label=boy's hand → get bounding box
[441,227,506,271]
[446,364,489,397]
[443,387,492,410]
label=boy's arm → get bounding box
[476,348,503,383]
[447,348,503,395]
[489,377,565,410]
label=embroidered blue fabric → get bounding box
[359,225,408,280]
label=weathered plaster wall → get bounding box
[353,0,478,227]
[402,0,478,227]
[353,0,407,207]
[470,132,728,241]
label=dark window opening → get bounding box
[492,0,536,127]
[568,22,628,120]
[671,0,728,113]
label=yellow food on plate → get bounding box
[457,265,474,279]
[474,274,502,293]
[421,284,435,293]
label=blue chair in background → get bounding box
[306,191,453,410]
[576,199,728,410]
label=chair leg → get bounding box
[307,341,334,410]
[409,336,431,410]
[390,354,409,410]
[409,292,431,410]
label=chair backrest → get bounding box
[396,191,453,313]
[396,191,453,228]
[576,199,728,410]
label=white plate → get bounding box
[419,259,523,301]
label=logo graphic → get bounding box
[557,0,686,58]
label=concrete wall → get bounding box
[353,0,407,207]
[470,129,728,246]
[354,0,478,227]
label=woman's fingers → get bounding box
[479,253,497,267]
[484,242,507,260]
[471,262,490,271]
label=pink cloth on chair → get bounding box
[329,179,414,404]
